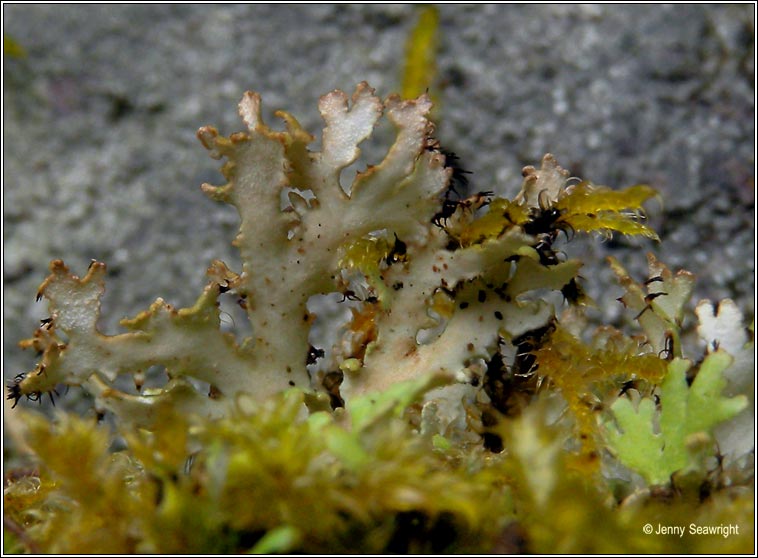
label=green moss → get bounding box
[6,383,517,553]
[401,6,439,103]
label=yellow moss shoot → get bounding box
[5,411,154,553]
[401,6,439,104]
[533,326,668,462]
[456,198,528,246]
[338,236,392,273]
[429,288,455,319]
[557,183,660,240]
[337,235,394,303]
[566,213,659,239]
[4,33,27,58]
[557,182,658,214]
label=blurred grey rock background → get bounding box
[3,5,754,392]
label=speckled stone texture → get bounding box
[3,5,754,394]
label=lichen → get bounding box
[603,351,747,486]
[5,84,753,554]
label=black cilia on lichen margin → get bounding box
[5,84,753,554]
